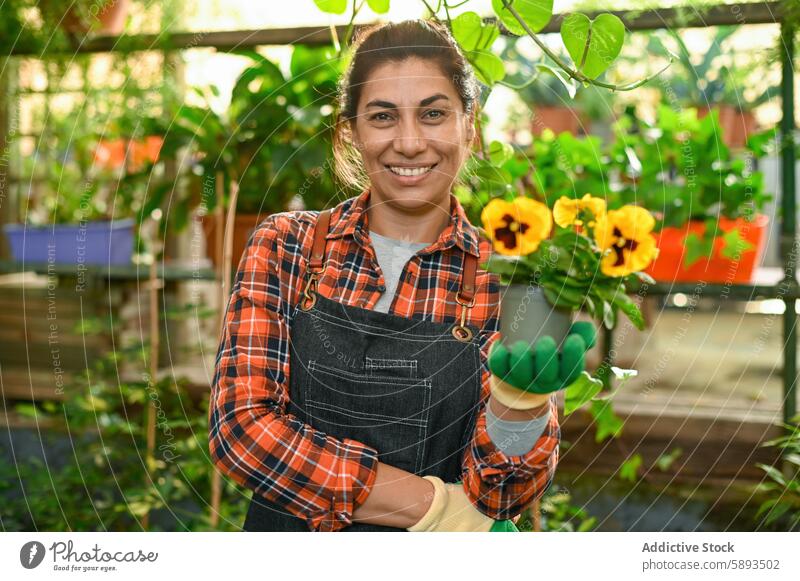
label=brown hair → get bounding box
[331,19,482,191]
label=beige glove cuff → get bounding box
[407,475,447,532]
[489,373,552,411]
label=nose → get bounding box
[392,116,427,157]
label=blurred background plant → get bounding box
[753,417,800,531]
[0,304,248,531]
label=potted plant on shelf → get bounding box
[610,104,771,284]
[2,106,139,266]
[501,44,587,136]
[133,46,342,268]
[480,193,657,388]
[646,26,775,149]
[41,0,131,37]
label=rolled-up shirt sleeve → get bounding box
[460,327,560,520]
[209,214,379,532]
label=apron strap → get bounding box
[299,208,332,311]
[303,206,478,337]
[458,252,477,305]
[452,252,477,342]
[308,208,332,272]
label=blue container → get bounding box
[2,219,135,266]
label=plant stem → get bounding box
[499,0,673,92]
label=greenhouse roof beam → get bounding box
[6,1,787,56]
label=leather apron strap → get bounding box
[301,207,477,341]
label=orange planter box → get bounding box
[644,214,769,284]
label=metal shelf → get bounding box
[0,260,217,281]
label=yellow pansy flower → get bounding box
[553,193,607,228]
[481,197,552,256]
[593,205,659,277]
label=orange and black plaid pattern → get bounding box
[209,187,560,531]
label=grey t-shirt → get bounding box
[368,230,429,314]
[367,229,549,455]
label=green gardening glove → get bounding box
[488,322,597,397]
[490,519,520,532]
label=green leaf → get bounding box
[611,291,645,331]
[590,399,624,442]
[535,63,578,99]
[488,140,513,167]
[564,371,603,415]
[14,403,39,419]
[618,453,642,482]
[757,463,787,487]
[684,231,714,268]
[720,228,754,260]
[492,0,553,36]
[314,0,347,14]
[469,49,506,86]
[560,13,625,80]
[601,299,616,329]
[451,12,500,52]
[451,13,505,86]
[366,0,390,13]
[764,501,791,525]
[655,447,683,471]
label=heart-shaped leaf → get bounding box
[489,140,513,167]
[560,13,625,79]
[590,399,624,442]
[452,11,500,52]
[470,50,506,86]
[367,0,390,14]
[564,370,603,415]
[492,0,553,36]
[451,13,505,86]
[314,0,347,14]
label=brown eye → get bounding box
[424,110,444,120]
[370,112,392,121]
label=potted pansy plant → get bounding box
[481,193,659,402]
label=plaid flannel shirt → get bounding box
[209,187,560,531]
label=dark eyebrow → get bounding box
[365,93,450,109]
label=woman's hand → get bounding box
[487,322,597,410]
[407,476,497,532]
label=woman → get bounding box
[209,19,593,532]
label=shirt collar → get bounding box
[326,187,481,258]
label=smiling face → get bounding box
[350,57,476,213]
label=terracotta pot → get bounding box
[530,106,588,136]
[93,136,163,172]
[644,213,769,284]
[696,105,757,149]
[202,213,265,270]
[61,0,130,35]
[499,283,574,348]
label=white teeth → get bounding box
[388,165,433,176]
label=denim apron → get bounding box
[243,208,483,531]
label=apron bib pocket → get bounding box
[302,359,431,474]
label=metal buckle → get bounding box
[451,293,476,342]
[299,261,326,311]
[299,275,317,311]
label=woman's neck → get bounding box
[366,193,451,244]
